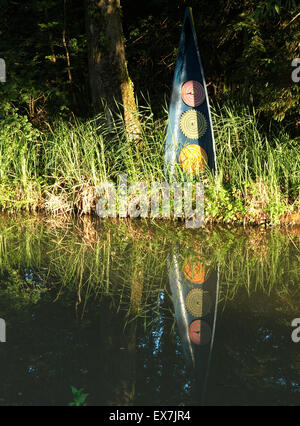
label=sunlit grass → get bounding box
[0,101,299,224]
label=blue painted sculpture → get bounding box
[164,7,217,179]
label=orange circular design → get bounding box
[179,144,208,175]
[189,319,212,345]
[183,259,206,284]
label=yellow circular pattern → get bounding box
[179,144,208,175]
[180,110,207,140]
[185,288,211,318]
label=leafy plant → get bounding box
[68,386,89,406]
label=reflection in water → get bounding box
[168,251,219,404]
[0,215,299,405]
[183,258,207,284]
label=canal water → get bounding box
[0,214,299,406]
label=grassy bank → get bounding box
[0,102,299,225]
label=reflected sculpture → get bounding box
[168,250,219,404]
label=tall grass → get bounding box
[0,101,298,223]
[210,103,299,223]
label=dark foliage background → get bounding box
[0,0,299,134]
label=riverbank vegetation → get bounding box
[0,1,299,225]
[0,102,299,224]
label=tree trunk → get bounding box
[85,0,140,141]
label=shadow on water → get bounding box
[0,214,299,405]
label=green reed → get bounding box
[0,101,298,223]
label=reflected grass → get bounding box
[0,215,299,329]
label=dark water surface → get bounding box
[0,214,299,406]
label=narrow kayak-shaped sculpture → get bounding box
[164,7,217,179]
[168,250,219,404]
